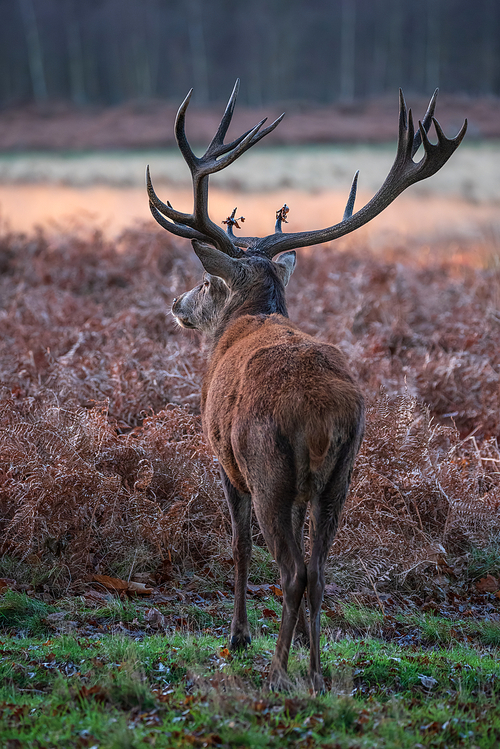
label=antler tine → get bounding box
[433,115,468,149]
[149,202,211,242]
[203,114,287,178]
[204,79,285,161]
[249,113,286,148]
[396,89,415,162]
[412,88,438,157]
[146,165,193,226]
[250,90,467,258]
[415,115,468,178]
[207,112,286,163]
[174,89,197,172]
[201,118,269,177]
[148,164,240,251]
[343,171,359,220]
[205,79,240,156]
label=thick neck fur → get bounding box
[212,254,289,346]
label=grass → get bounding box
[1,593,500,748]
[466,538,500,583]
[0,629,499,747]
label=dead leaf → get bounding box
[0,579,16,594]
[92,574,129,592]
[476,575,499,593]
[420,721,442,734]
[262,608,278,620]
[144,608,165,628]
[269,584,283,597]
[76,684,108,703]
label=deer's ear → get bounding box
[274,251,296,286]
[192,240,241,285]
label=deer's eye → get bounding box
[203,279,210,288]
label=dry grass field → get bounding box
[0,196,499,598]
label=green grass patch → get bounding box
[1,590,500,748]
[0,612,499,748]
[0,591,53,636]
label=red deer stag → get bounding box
[147,81,466,691]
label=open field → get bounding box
[0,94,496,151]
[1,142,500,251]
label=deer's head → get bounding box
[172,243,297,334]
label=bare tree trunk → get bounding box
[186,0,209,104]
[340,0,356,102]
[128,0,156,99]
[65,0,86,106]
[386,0,403,91]
[481,0,497,94]
[368,0,388,96]
[425,0,441,90]
[144,0,161,99]
[18,0,47,102]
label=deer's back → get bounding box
[202,314,364,494]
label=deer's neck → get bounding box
[210,278,288,348]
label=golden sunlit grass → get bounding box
[1,183,499,268]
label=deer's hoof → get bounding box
[230,631,251,650]
[268,666,293,693]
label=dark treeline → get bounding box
[0,0,498,108]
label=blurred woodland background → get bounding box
[1,0,499,107]
[1,0,500,149]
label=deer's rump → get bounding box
[202,314,364,492]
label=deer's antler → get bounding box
[148,83,467,259]
[252,89,467,257]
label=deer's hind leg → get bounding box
[251,470,308,690]
[219,466,252,650]
[307,442,360,692]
